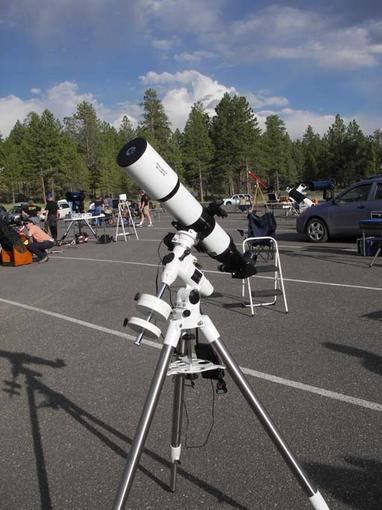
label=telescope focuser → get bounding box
[205,201,227,219]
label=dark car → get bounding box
[296,175,382,242]
[7,203,28,224]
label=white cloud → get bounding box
[30,88,41,95]
[140,70,236,129]
[143,3,382,70]
[152,38,176,51]
[247,92,289,109]
[0,81,137,137]
[0,74,380,140]
[174,50,215,64]
[275,108,337,138]
[218,6,382,70]
[141,0,223,35]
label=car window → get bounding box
[338,184,372,203]
[375,183,382,200]
[232,195,238,199]
[60,203,70,209]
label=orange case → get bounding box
[1,247,33,266]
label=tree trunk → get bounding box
[40,169,46,202]
[198,165,204,203]
[246,160,250,194]
[51,177,55,201]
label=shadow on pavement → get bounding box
[0,349,250,510]
[304,456,382,510]
[322,342,382,376]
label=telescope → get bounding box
[308,180,333,192]
[65,191,85,213]
[117,138,256,279]
[113,139,330,510]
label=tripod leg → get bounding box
[200,317,330,510]
[169,337,187,492]
[169,372,185,492]
[113,342,175,510]
[60,220,73,241]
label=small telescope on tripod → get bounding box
[112,138,330,510]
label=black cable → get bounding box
[183,379,216,449]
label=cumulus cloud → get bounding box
[140,70,236,128]
[0,81,137,137]
[247,92,289,109]
[0,74,380,140]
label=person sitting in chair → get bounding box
[24,220,54,263]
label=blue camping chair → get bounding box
[246,211,277,259]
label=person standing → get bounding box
[137,191,152,227]
[44,194,59,243]
[93,197,104,226]
[24,221,54,263]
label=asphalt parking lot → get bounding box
[0,211,381,510]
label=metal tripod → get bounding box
[113,230,330,510]
[114,201,139,242]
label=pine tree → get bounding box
[261,115,296,187]
[301,125,322,183]
[21,110,64,200]
[211,93,261,195]
[137,88,184,175]
[118,115,135,146]
[64,101,101,195]
[139,88,172,150]
[323,114,347,185]
[0,121,28,201]
[182,102,213,201]
[370,129,382,171]
[60,133,90,193]
[345,120,375,182]
[98,122,125,196]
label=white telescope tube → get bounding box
[117,138,252,277]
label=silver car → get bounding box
[222,194,251,206]
[296,176,382,242]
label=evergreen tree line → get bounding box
[1,88,381,203]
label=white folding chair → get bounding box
[242,236,288,316]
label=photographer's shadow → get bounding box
[0,349,250,510]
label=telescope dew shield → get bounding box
[117,138,256,278]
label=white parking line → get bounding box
[51,255,382,292]
[122,237,343,251]
[0,296,380,412]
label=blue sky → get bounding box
[1,0,382,138]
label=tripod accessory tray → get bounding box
[167,356,225,377]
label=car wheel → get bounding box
[306,218,328,242]
[226,201,231,206]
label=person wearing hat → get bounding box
[24,220,54,263]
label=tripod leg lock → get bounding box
[170,444,182,463]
